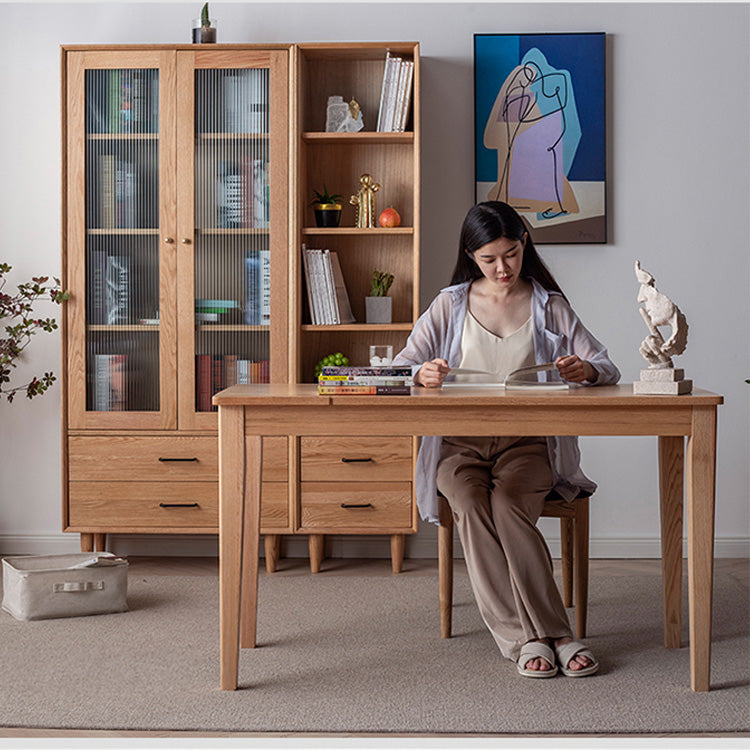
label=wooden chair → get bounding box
[438,490,591,640]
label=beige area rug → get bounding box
[0,560,748,734]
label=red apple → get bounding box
[378,207,401,228]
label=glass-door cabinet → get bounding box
[64,47,289,431]
[66,50,177,429]
[176,50,289,429]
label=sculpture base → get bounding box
[633,368,692,395]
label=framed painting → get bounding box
[474,32,607,243]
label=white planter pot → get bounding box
[365,296,392,324]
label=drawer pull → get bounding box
[159,502,200,508]
[158,457,199,462]
[341,457,374,463]
[340,502,374,509]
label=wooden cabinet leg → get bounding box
[309,534,325,573]
[93,533,106,552]
[264,535,281,573]
[80,533,94,552]
[390,534,405,573]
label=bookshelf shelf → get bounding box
[197,228,270,236]
[198,132,269,141]
[87,228,159,235]
[302,227,413,236]
[301,323,413,332]
[302,132,413,144]
[88,325,159,332]
[196,325,270,332]
[87,133,158,141]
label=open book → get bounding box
[442,362,570,390]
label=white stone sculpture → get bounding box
[325,96,364,133]
[633,260,692,394]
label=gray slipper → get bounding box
[517,641,558,678]
[554,640,600,677]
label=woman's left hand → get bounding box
[556,355,597,383]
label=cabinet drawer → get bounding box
[69,436,287,482]
[300,482,412,531]
[68,481,218,527]
[300,437,412,481]
[68,481,288,530]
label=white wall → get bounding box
[1,2,748,559]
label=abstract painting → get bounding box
[475,33,606,243]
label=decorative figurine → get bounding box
[633,260,692,394]
[350,173,381,228]
[325,96,364,133]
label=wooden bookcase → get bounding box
[292,43,421,571]
[61,43,420,572]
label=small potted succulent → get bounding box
[192,3,217,43]
[311,186,343,228]
[365,269,394,324]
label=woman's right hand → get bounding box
[414,358,450,388]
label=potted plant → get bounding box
[311,186,344,228]
[365,269,394,324]
[1,263,68,403]
[192,3,217,43]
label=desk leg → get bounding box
[658,436,684,649]
[241,436,262,649]
[686,407,717,692]
[219,405,245,691]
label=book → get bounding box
[318,384,411,395]
[105,255,129,324]
[320,249,336,325]
[92,353,127,411]
[88,248,107,324]
[244,250,271,325]
[377,51,402,132]
[320,365,412,378]
[301,244,317,324]
[319,376,413,386]
[99,155,115,228]
[329,251,355,324]
[397,60,414,132]
[196,354,212,411]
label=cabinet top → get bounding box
[60,43,294,52]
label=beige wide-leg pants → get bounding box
[436,435,573,661]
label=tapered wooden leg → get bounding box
[659,436,685,649]
[390,534,405,573]
[240,436,262,650]
[686,407,717,692]
[219,405,246,690]
[80,533,94,552]
[438,496,453,639]
[93,533,106,551]
[309,534,324,573]
[573,498,589,640]
[264,535,281,573]
[560,517,573,608]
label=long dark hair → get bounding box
[450,201,566,299]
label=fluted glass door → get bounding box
[177,51,288,428]
[67,51,177,429]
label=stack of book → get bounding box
[87,69,158,134]
[88,251,130,325]
[376,51,414,132]
[318,365,413,395]
[301,245,354,325]
[196,355,270,411]
[99,156,137,229]
[216,159,270,229]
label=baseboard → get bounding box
[1,533,748,559]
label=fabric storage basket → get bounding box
[1,552,128,621]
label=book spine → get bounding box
[301,244,317,325]
[318,385,411,395]
[321,249,336,325]
[376,50,392,132]
[109,354,127,411]
[99,155,115,228]
[196,354,212,412]
[329,251,355,324]
[398,61,414,132]
[105,255,129,324]
[260,249,271,325]
[320,366,412,377]
[244,253,261,325]
[318,376,414,386]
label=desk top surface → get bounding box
[213,383,723,408]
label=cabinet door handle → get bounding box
[340,502,374,509]
[181,238,191,245]
[159,502,200,508]
[158,457,199,462]
[341,457,373,463]
[163,237,174,244]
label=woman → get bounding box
[393,202,620,678]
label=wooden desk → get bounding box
[213,383,723,692]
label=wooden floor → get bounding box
[1,556,747,740]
